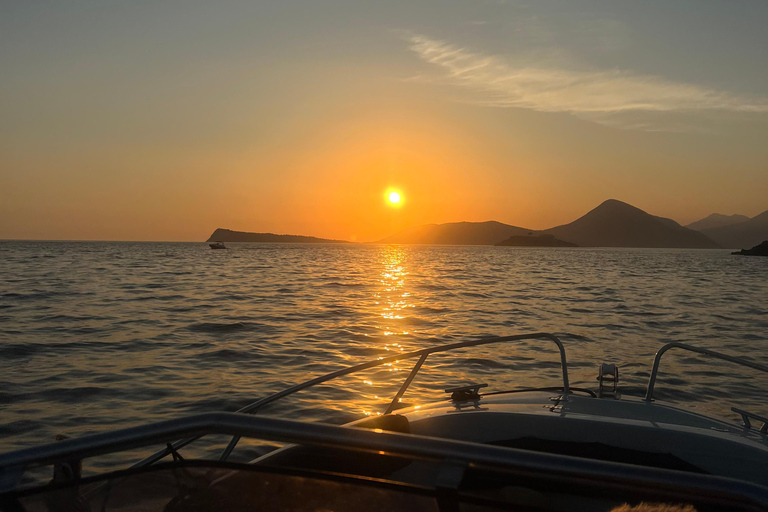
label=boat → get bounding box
[209,241,227,249]
[1,332,767,511]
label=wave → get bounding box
[1,241,767,464]
[186,321,276,333]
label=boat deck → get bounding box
[391,391,768,486]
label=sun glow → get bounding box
[385,188,404,208]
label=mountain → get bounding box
[698,210,768,249]
[544,199,720,248]
[207,228,349,244]
[686,213,749,231]
[377,221,532,245]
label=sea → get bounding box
[1,241,767,469]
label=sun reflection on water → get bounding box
[350,247,423,416]
[376,246,413,337]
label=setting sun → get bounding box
[384,188,405,209]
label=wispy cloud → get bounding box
[408,35,768,130]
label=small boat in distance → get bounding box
[209,241,227,249]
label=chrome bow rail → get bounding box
[82,335,768,471]
[138,332,570,467]
[644,342,768,402]
[3,412,768,507]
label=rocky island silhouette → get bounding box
[732,241,768,256]
[206,228,349,244]
[207,199,767,249]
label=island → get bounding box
[376,221,531,246]
[544,199,720,248]
[495,234,577,247]
[373,200,721,248]
[207,199,753,248]
[206,228,350,244]
[731,241,768,256]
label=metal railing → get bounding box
[137,332,570,466]
[3,412,768,507]
[644,342,768,402]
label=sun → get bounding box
[384,188,404,208]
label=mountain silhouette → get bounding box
[698,210,768,249]
[376,221,532,245]
[209,200,742,248]
[686,213,749,231]
[206,228,349,244]
[544,199,720,248]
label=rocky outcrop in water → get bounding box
[731,241,768,256]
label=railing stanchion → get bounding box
[385,354,429,414]
[645,342,768,402]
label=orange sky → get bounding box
[2,1,767,241]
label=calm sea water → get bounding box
[1,241,767,460]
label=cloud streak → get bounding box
[408,35,768,130]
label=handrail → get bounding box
[3,412,768,507]
[138,332,570,466]
[644,342,768,402]
[732,407,768,434]
[239,332,569,415]
[216,332,569,461]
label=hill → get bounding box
[544,200,720,248]
[698,210,768,249]
[376,221,532,245]
[686,213,749,231]
[207,228,349,244]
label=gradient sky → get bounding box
[2,0,767,241]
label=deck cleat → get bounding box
[597,362,620,399]
[444,383,487,402]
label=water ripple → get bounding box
[0,241,767,456]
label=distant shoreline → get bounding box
[0,239,739,249]
[4,198,763,248]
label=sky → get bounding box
[1,0,767,242]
